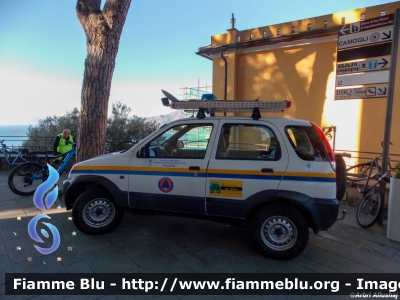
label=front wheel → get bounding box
[357,189,383,228]
[8,162,47,196]
[72,189,125,235]
[251,204,309,260]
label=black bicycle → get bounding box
[353,154,391,228]
[346,142,396,182]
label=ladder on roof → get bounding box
[168,99,291,113]
[161,89,291,119]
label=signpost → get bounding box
[335,14,394,100]
[335,10,400,226]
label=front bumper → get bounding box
[61,179,72,205]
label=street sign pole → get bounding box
[380,8,400,223]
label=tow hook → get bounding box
[337,209,346,221]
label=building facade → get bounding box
[197,2,400,166]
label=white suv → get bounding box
[63,115,339,259]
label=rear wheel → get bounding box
[72,189,125,235]
[8,162,47,196]
[357,189,383,228]
[251,204,309,260]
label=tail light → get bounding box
[312,122,336,171]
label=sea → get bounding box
[0,125,30,147]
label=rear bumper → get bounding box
[305,198,339,233]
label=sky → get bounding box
[0,0,393,125]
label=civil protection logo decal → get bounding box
[158,177,173,193]
[27,164,61,255]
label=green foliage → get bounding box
[106,101,159,153]
[395,163,400,179]
[22,108,80,151]
[22,102,160,153]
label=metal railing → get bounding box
[336,149,400,169]
[0,135,139,153]
[4,135,400,163]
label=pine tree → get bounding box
[76,0,132,162]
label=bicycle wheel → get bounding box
[8,162,48,196]
[356,189,383,228]
[346,162,375,182]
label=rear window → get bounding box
[216,124,281,160]
[284,125,328,162]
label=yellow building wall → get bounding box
[208,2,400,166]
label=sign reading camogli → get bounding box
[338,27,392,49]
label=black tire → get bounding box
[335,155,347,201]
[251,204,309,260]
[357,189,383,228]
[8,162,47,196]
[72,188,125,235]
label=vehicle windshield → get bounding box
[147,124,213,158]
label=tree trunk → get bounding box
[76,0,131,162]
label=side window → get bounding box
[148,124,213,159]
[216,124,281,160]
[285,125,326,161]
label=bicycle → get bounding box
[8,147,76,196]
[0,139,36,167]
[353,153,391,228]
[346,142,396,182]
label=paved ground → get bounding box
[1,170,400,299]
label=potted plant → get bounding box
[387,163,400,242]
[395,163,400,179]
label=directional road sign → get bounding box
[338,27,393,49]
[335,14,394,100]
[338,14,394,36]
[336,56,391,75]
[336,70,389,86]
[335,84,388,100]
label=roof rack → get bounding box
[161,89,291,120]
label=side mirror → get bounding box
[138,147,148,158]
[177,141,184,149]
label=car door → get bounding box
[206,120,289,218]
[128,120,217,214]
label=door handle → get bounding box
[189,166,200,171]
[261,168,274,173]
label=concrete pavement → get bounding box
[1,170,400,299]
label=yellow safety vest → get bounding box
[56,134,73,154]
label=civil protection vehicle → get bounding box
[62,92,340,259]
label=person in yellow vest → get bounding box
[52,129,74,166]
